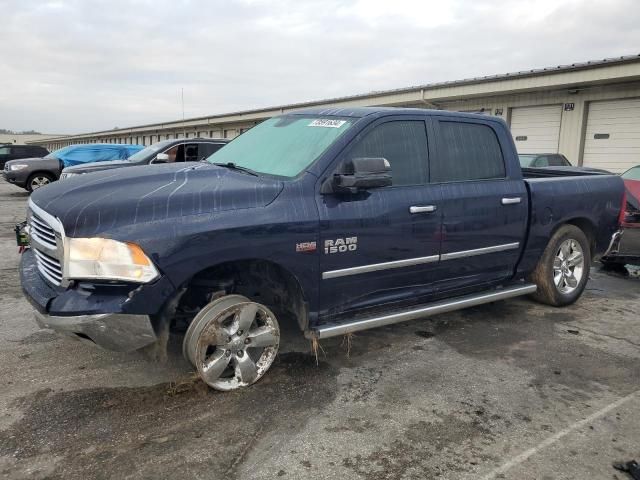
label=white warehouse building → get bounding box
[31,54,640,173]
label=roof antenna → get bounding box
[181,87,187,160]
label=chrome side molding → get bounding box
[322,242,520,280]
[440,242,520,261]
[305,283,537,339]
[322,254,439,279]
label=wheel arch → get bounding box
[563,217,596,256]
[179,258,310,331]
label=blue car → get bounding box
[3,143,143,192]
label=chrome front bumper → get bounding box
[34,311,157,352]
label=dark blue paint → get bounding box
[24,108,624,331]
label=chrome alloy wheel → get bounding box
[183,295,280,391]
[553,239,585,294]
[30,176,50,190]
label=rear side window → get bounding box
[199,143,225,159]
[347,121,428,186]
[12,147,29,156]
[549,155,570,166]
[432,121,505,182]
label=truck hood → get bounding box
[31,162,285,237]
[63,159,136,174]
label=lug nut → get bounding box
[244,338,251,345]
[237,330,244,336]
[225,350,232,357]
[236,350,244,357]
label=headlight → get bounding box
[10,164,28,171]
[66,238,159,283]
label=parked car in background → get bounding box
[601,165,640,266]
[3,143,143,192]
[19,107,624,391]
[60,138,229,178]
[518,153,572,168]
[0,144,49,169]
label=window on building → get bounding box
[345,121,428,186]
[432,121,505,183]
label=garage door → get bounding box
[583,98,640,173]
[510,105,562,154]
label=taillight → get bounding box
[618,190,627,226]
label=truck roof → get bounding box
[292,106,505,123]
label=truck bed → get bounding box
[517,171,624,276]
[522,166,611,178]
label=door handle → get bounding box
[409,205,437,214]
[501,197,522,205]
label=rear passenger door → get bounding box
[431,117,528,292]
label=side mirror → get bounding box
[329,157,392,193]
[154,153,169,163]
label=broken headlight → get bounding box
[66,238,159,283]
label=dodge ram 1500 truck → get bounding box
[19,107,624,391]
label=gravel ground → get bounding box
[0,179,638,480]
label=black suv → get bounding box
[0,144,49,169]
[60,138,229,178]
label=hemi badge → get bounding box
[296,241,317,253]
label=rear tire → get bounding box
[528,225,590,307]
[26,173,54,192]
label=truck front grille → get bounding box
[33,249,63,285]
[27,201,64,286]
[29,211,57,249]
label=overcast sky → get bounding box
[1,0,639,134]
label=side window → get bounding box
[12,147,28,157]
[535,156,550,167]
[0,147,9,155]
[347,121,428,186]
[184,143,199,162]
[197,143,224,159]
[432,121,505,182]
[548,155,569,166]
[164,145,180,163]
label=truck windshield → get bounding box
[518,154,538,167]
[206,115,354,177]
[622,166,640,180]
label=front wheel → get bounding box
[528,225,590,307]
[27,173,53,192]
[183,295,280,391]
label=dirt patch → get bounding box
[18,331,59,345]
[341,412,497,479]
[434,300,640,396]
[0,352,338,480]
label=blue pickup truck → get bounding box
[20,108,624,390]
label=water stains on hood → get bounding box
[31,162,284,237]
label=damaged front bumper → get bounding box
[33,311,157,351]
[20,248,174,352]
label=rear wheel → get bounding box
[183,295,280,391]
[27,173,53,192]
[529,225,590,306]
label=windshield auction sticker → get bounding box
[308,119,347,128]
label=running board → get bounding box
[306,283,537,340]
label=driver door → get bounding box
[316,117,442,318]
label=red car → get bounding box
[602,165,640,266]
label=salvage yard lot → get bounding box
[0,180,638,480]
